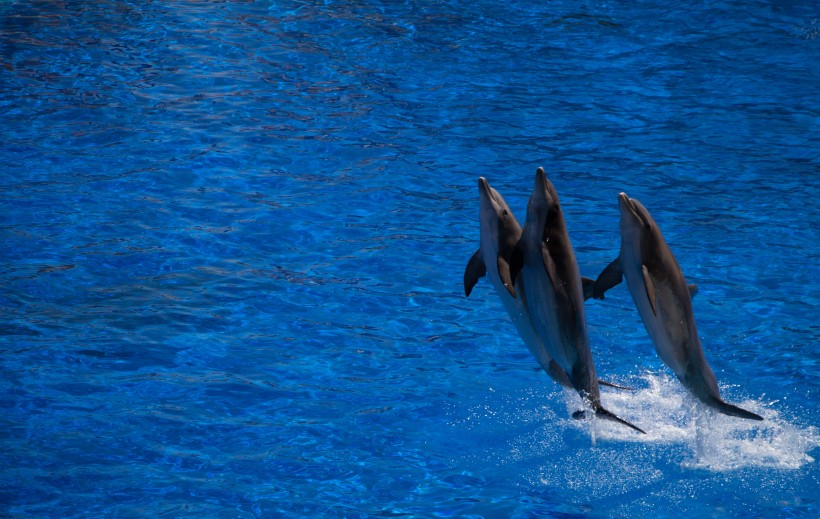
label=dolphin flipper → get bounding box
[541,243,560,293]
[595,406,646,434]
[581,276,595,301]
[641,265,658,315]
[464,249,486,297]
[593,258,623,299]
[497,256,517,298]
[509,244,524,290]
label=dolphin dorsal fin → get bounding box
[641,264,657,315]
[463,249,486,297]
[688,284,698,298]
[497,255,517,298]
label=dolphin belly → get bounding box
[520,262,577,376]
[629,277,691,379]
[479,249,573,388]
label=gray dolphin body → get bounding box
[593,193,762,421]
[464,177,574,388]
[511,169,645,434]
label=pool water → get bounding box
[1,0,818,517]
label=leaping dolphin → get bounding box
[464,177,630,392]
[464,177,574,388]
[511,168,646,434]
[592,193,763,421]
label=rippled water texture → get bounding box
[1,1,818,517]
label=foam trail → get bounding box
[562,372,818,471]
[692,400,718,463]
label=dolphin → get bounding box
[592,193,763,421]
[464,177,574,388]
[510,168,645,434]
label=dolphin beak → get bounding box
[532,167,551,205]
[618,192,648,229]
[478,177,490,195]
[534,167,547,190]
[617,192,632,215]
[478,177,491,206]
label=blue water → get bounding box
[1,0,818,516]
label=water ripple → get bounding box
[1,0,818,516]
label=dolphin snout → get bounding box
[531,167,552,205]
[617,192,632,214]
[478,177,490,195]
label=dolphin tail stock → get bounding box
[595,405,646,434]
[709,398,764,421]
[545,360,574,389]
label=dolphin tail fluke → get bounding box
[711,398,764,421]
[598,379,634,391]
[595,406,646,434]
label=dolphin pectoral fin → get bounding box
[711,398,764,421]
[463,249,486,297]
[641,265,657,315]
[541,243,559,292]
[509,243,524,290]
[688,284,699,298]
[497,255,516,298]
[598,379,634,391]
[593,258,623,299]
[581,277,595,301]
[595,406,646,434]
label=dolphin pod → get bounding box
[463,177,575,388]
[464,168,763,436]
[463,177,635,393]
[465,170,645,435]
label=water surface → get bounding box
[1,0,818,517]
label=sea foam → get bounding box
[566,373,818,471]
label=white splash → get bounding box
[570,372,819,471]
[447,372,817,476]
